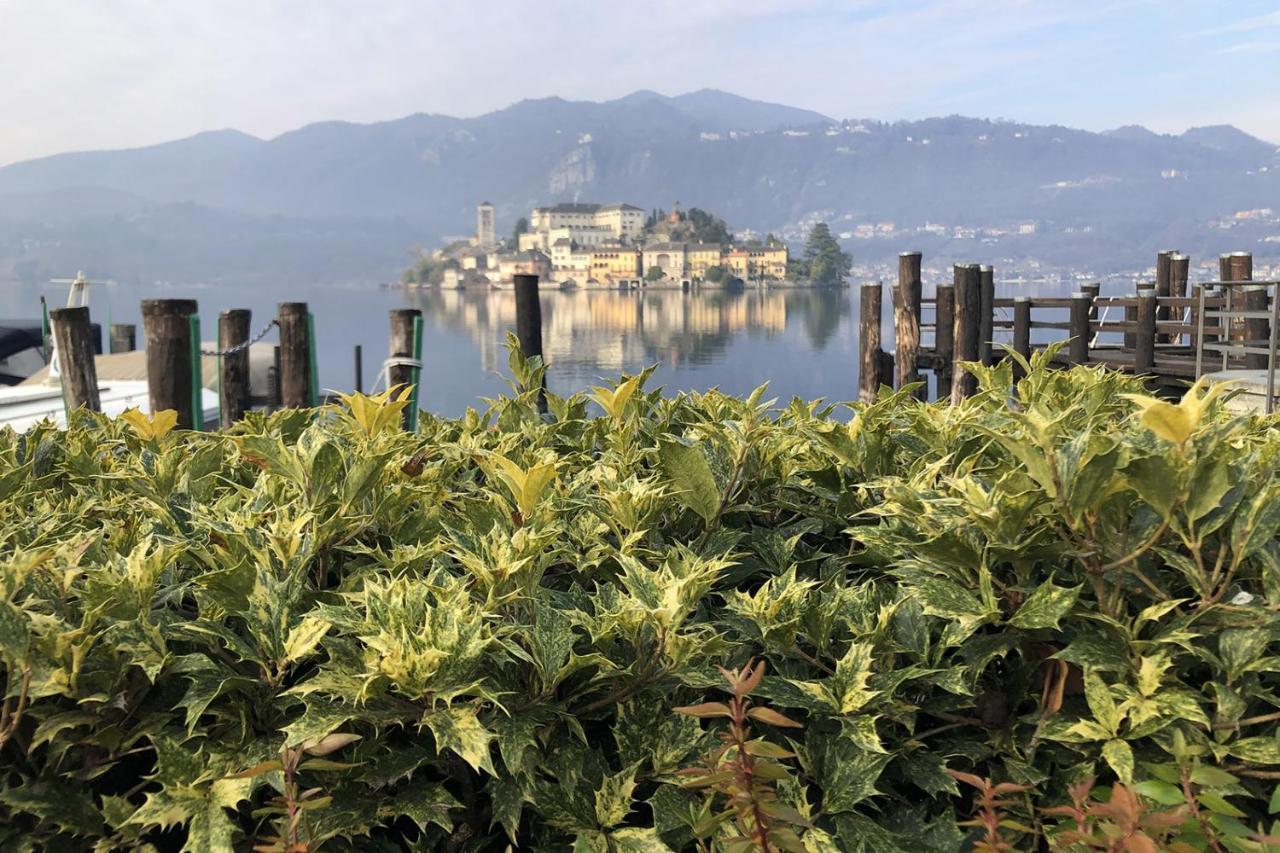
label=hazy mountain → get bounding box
[0,90,1275,285]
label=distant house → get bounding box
[642,242,688,278]
[725,245,788,280]
[589,245,642,282]
[498,250,551,281]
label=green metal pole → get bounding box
[408,315,423,431]
[307,312,320,407]
[188,314,202,431]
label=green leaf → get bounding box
[595,764,638,829]
[424,705,497,776]
[1102,738,1134,784]
[1229,737,1280,764]
[1084,672,1122,735]
[1132,780,1184,806]
[1008,577,1081,630]
[0,600,29,658]
[657,438,720,523]
[831,641,878,714]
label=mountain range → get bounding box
[0,89,1276,285]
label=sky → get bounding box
[2,0,1278,167]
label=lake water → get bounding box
[2,277,1094,415]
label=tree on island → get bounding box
[645,265,666,282]
[802,222,851,285]
[512,216,529,246]
[703,265,727,283]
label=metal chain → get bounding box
[200,319,278,357]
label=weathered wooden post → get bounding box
[513,274,547,412]
[142,299,199,427]
[389,308,422,427]
[277,302,311,408]
[978,264,995,366]
[109,323,136,354]
[1155,250,1174,342]
[1169,254,1189,344]
[1068,291,1091,365]
[1135,287,1157,375]
[859,280,888,403]
[388,309,421,393]
[894,252,923,397]
[218,309,251,427]
[50,306,101,413]
[1082,283,1100,321]
[1231,252,1268,370]
[1013,296,1031,375]
[934,284,955,402]
[951,263,982,403]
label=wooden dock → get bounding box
[860,250,1278,410]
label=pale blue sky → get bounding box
[1,0,1277,166]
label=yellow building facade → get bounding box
[589,247,641,282]
[725,246,788,280]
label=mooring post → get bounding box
[141,299,199,428]
[1135,287,1157,375]
[389,308,422,426]
[388,309,421,394]
[1082,283,1100,321]
[951,263,982,404]
[894,252,923,397]
[859,280,887,403]
[513,273,547,412]
[354,344,363,395]
[276,302,311,408]
[218,309,251,427]
[1155,250,1174,342]
[1013,296,1031,376]
[1169,254,1189,345]
[1069,291,1091,365]
[1231,252,1267,370]
[934,284,955,402]
[50,306,101,413]
[109,323,136,354]
[978,264,995,366]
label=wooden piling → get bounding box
[142,299,198,428]
[1155,250,1174,341]
[50,306,101,413]
[1013,296,1031,375]
[951,264,981,404]
[978,265,995,366]
[1082,283,1100,321]
[859,281,887,403]
[277,303,311,409]
[1069,291,1091,365]
[1169,255,1189,344]
[109,323,136,354]
[354,345,363,394]
[894,252,923,397]
[1231,252,1268,370]
[1134,287,1157,375]
[218,309,251,427]
[513,274,547,411]
[934,284,955,402]
[389,309,422,394]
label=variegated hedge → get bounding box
[1,345,1279,851]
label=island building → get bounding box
[443,201,788,286]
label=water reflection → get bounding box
[0,278,857,414]
[404,286,850,382]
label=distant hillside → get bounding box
[0,90,1276,285]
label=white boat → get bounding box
[0,380,220,433]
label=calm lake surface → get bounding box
[1,278,1086,416]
